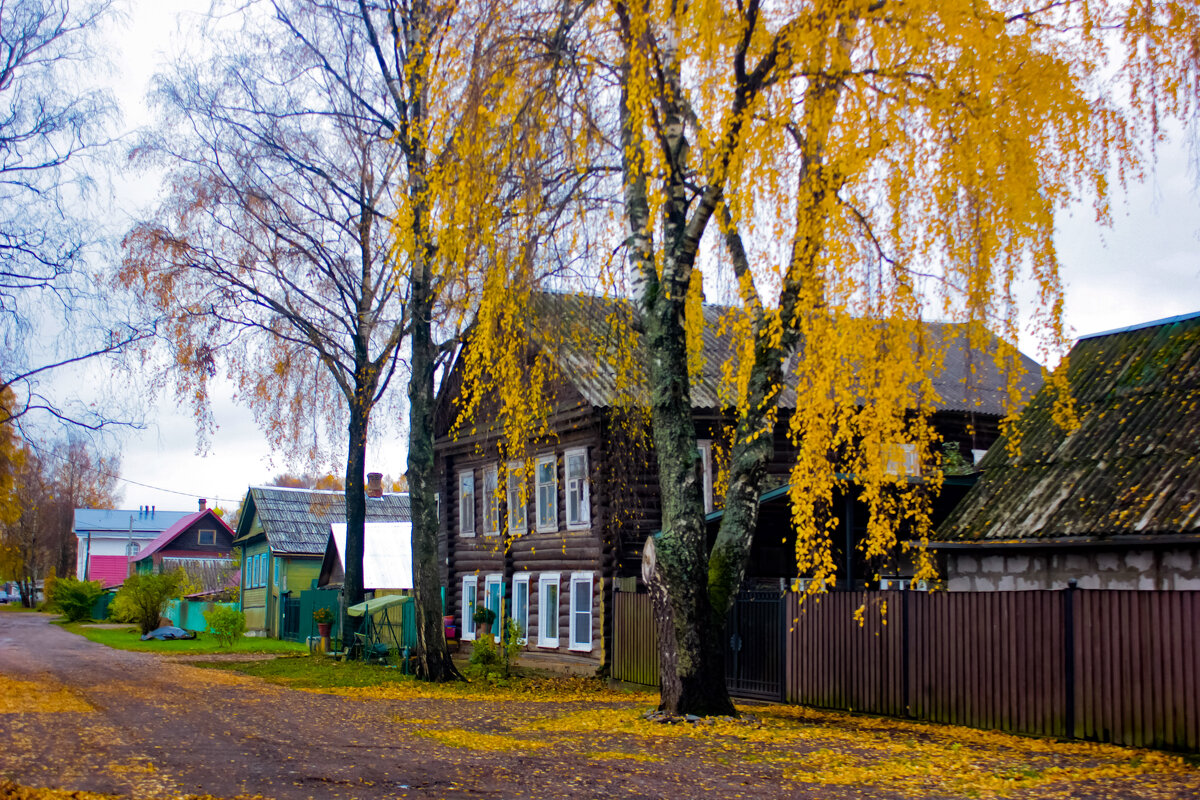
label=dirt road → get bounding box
[2,612,1198,800]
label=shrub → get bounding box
[111,570,186,635]
[47,577,105,623]
[203,604,246,647]
[467,616,524,680]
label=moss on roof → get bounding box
[936,312,1200,543]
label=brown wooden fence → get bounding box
[613,590,659,687]
[613,587,1200,752]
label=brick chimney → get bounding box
[367,473,383,499]
[198,498,207,512]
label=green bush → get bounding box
[47,577,106,623]
[203,605,246,647]
[467,616,524,680]
[111,570,186,635]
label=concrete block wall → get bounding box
[943,547,1200,591]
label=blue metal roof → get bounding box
[1078,310,1200,341]
[73,509,192,538]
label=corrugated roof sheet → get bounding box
[531,292,1040,417]
[242,486,411,556]
[936,312,1200,543]
[73,509,192,537]
[87,555,133,589]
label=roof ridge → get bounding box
[1078,310,1200,341]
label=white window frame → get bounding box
[506,460,526,535]
[537,573,560,648]
[458,470,476,537]
[564,448,590,529]
[698,440,714,513]
[535,454,558,533]
[568,572,594,652]
[273,556,280,587]
[512,573,530,644]
[197,528,216,545]
[483,464,500,535]
[461,575,478,641]
[885,443,921,477]
[484,573,503,638]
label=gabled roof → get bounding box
[73,509,192,538]
[131,509,235,563]
[321,522,414,590]
[234,486,411,556]
[936,311,1200,545]
[528,292,1041,417]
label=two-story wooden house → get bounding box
[433,292,1041,673]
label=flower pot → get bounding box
[317,621,332,637]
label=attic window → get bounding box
[884,443,921,478]
[198,529,216,545]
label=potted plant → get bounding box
[472,606,496,639]
[313,607,334,639]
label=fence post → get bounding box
[902,586,911,718]
[1064,578,1077,739]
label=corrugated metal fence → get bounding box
[614,591,659,687]
[614,588,1200,752]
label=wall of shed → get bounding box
[942,547,1200,591]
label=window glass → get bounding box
[512,575,530,643]
[536,456,557,531]
[569,573,593,651]
[565,449,589,527]
[539,574,559,647]
[485,575,502,637]
[462,576,477,640]
[483,465,499,534]
[459,471,475,535]
[198,529,216,545]
[506,461,526,534]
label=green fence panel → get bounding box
[90,592,114,622]
[298,588,341,643]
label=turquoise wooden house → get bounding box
[233,480,410,638]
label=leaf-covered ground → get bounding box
[2,611,1198,799]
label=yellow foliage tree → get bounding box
[612,0,1198,716]
[460,0,1199,715]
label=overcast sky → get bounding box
[98,1,1200,513]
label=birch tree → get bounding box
[0,0,149,433]
[606,0,1198,716]
[121,1,411,644]
[124,0,586,679]
[461,0,1199,714]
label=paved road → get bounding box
[0,613,509,799]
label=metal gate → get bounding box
[726,589,784,701]
[280,597,301,642]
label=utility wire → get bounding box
[22,440,242,507]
